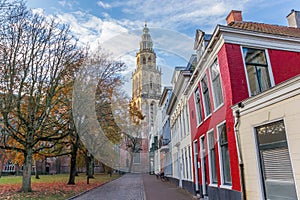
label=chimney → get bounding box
[226,10,242,25]
[287,9,300,28]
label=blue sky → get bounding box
[26,0,299,95]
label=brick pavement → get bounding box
[142,174,194,200]
[70,173,145,200]
[70,173,194,200]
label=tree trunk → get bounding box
[56,157,61,174]
[68,138,78,185]
[34,159,40,179]
[15,164,19,176]
[86,154,94,178]
[21,149,33,192]
[85,155,89,176]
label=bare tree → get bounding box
[0,1,83,192]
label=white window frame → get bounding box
[201,75,212,119]
[185,147,189,180]
[241,46,275,97]
[181,148,186,179]
[217,121,232,189]
[209,59,224,111]
[194,87,203,125]
[185,104,190,135]
[182,109,186,137]
[207,129,218,186]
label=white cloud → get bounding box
[106,0,245,32]
[97,1,111,9]
[58,0,66,7]
[31,8,45,16]
[99,21,128,42]
[58,0,74,9]
[56,11,104,50]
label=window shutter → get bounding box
[261,147,294,181]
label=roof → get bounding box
[228,21,300,38]
[158,86,172,107]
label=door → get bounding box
[200,136,208,197]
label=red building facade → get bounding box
[187,10,300,199]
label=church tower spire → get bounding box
[131,24,161,130]
[140,22,153,51]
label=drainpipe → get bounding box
[234,108,246,200]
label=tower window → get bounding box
[142,56,146,64]
[150,76,153,89]
[150,102,155,127]
[148,56,151,62]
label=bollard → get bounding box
[87,176,89,184]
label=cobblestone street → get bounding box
[70,173,193,200]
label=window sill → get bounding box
[209,183,218,188]
[213,103,224,113]
[204,113,212,121]
[182,178,193,182]
[220,184,232,190]
[196,121,203,128]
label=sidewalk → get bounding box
[142,174,194,200]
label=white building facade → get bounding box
[232,75,300,200]
[167,66,194,194]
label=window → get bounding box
[182,149,185,179]
[179,114,183,139]
[210,59,223,108]
[242,47,272,96]
[194,88,202,124]
[133,153,140,164]
[255,120,297,200]
[142,56,146,64]
[188,146,192,180]
[185,105,190,133]
[182,111,186,137]
[185,148,189,179]
[150,76,153,89]
[208,130,218,184]
[150,102,154,127]
[217,122,231,185]
[201,75,212,117]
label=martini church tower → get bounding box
[131,23,161,136]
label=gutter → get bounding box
[234,106,246,200]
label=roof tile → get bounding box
[229,21,300,38]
